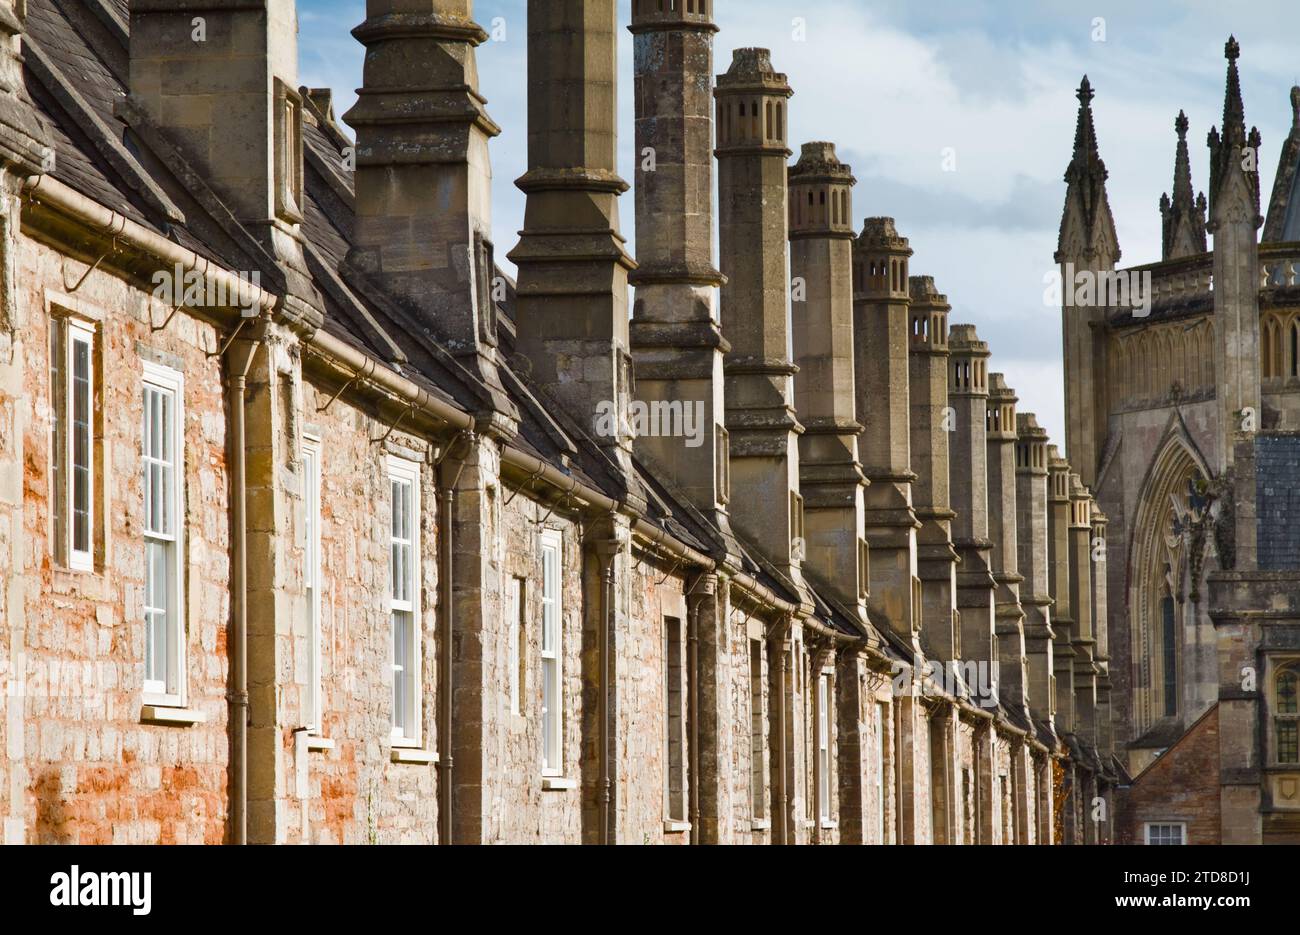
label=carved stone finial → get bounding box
[1225,35,1240,62]
[1175,110,1188,138]
[1076,75,1094,105]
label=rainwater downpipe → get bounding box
[599,542,617,845]
[437,438,469,844]
[227,333,262,846]
[768,616,791,845]
[687,585,703,845]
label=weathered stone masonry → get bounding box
[1061,39,1300,843]
[0,0,1119,845]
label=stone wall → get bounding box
[621,551,689,844]
[726,601,768,843]
[294,380,440,844]
[5,236,231,844]
[482,492,584,843]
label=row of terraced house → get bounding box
[0,0,1122,844]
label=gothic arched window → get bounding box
[1129,438,1207,736]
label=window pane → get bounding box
[160,393,172,534]
[540,535,561,770]
[145,539,169,685]
[303,449,317,586]
[1278,669,1298,715]
[391,542,403,602]
[541,543,557,653]
[508,578,522,715]
[143,386,176,538]
[71,337,91,554]
[389,479,413,605]
[1149,824,1184,845]
[392,609,411,735]
[819,677,829,748]
[1161,596,1177,717]
[542,657,556,769]
[1278,720,1299,764]
[160,390,171,461]
[150,462,161,534]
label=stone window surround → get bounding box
[1269,656,1300,766]
[539,527,565,780]
[386,454,424,752]
[141,359,187,714]
[48,313,97,572]
[301,433,323,741]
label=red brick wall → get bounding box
[1117,704,1220,844]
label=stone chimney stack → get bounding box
[509,0,638,468]
[853,219,919,641]
[1015,413,1055,730]
[627,0,736,843]
[344,1,513,415]
[987,373,1028,717]
[948,324,996,673]
[789,141,868,614]
[907,276,959,662]
[628,0,732,537]
[715,48,806,588]
[128,0,319,321]
[1047,446,1075,735]
[1069,477,1097,746]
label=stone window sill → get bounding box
[307,735,335,753]
[541,776,578,791]
[820,818,839,830]
[750,819,771,832]
[390,747,438,765]
[140,705,205,726]
[663,820,691,834]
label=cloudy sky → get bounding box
[299,0,1300,452]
